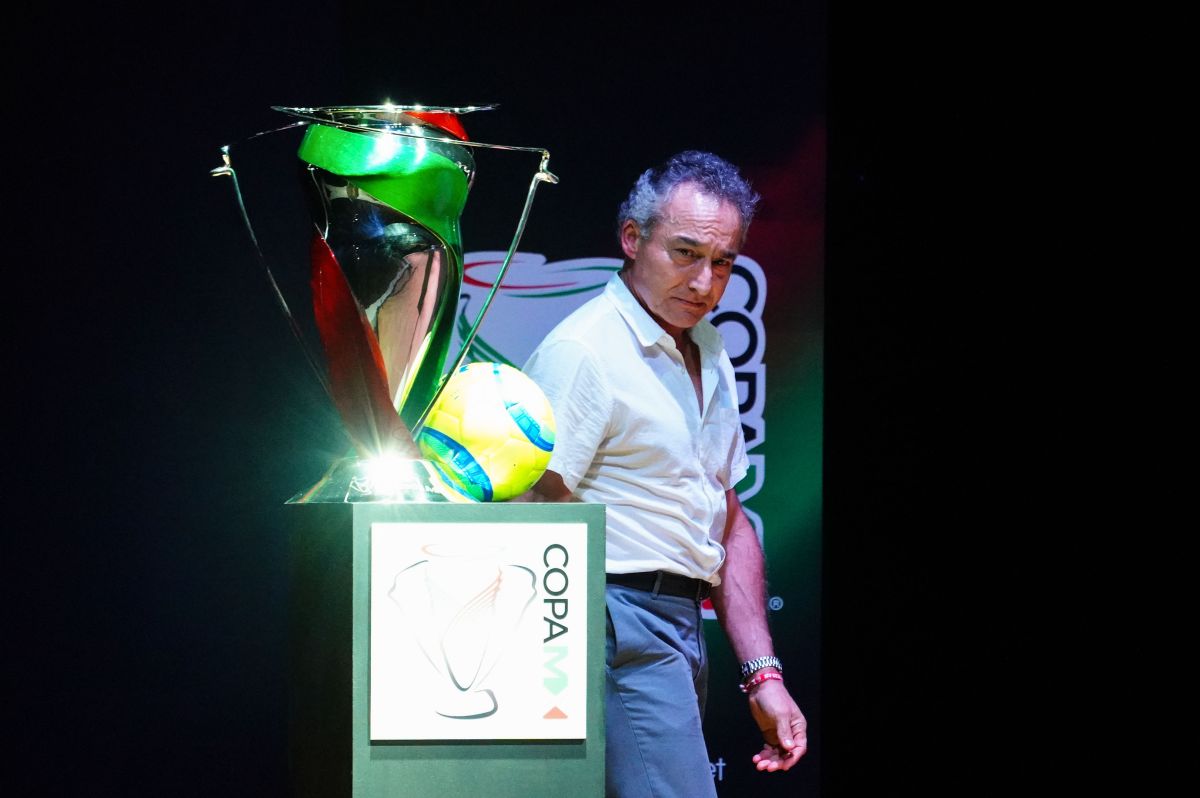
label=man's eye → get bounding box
[676,248,695,258]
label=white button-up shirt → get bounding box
[523,274,748,584]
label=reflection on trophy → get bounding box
[212,104,557,502]
[388,544,536,719]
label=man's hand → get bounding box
[514,469,578,502]
[747,678,808,771]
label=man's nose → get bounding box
[690,261,714,293]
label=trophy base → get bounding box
[288,456,473,504]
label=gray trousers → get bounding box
[605,584,717,798]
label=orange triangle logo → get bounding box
[543,706,568,719]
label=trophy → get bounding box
[213,104,557,502]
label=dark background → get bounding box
[8,2,1023,795]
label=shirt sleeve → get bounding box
[522,338,613,493]
[728,421,749,490]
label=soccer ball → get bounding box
[417,362,556,502]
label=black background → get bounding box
[7,2,1025,795]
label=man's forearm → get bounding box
[712,489,807,772]
[711,490,775,663]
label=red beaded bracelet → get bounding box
[739,670,783,694]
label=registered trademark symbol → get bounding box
[768,596,784,611]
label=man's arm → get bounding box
[710,489,808,772]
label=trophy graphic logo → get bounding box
[387,544,537,720]
[212,104,557,502]
[369,522,589,739]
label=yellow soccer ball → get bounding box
[417,362,556,502]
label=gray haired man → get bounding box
[522,151,807,797]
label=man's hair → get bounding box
[616,150,760,243]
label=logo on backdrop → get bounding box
[456,253,768,618]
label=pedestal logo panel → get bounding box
[369,521,587,740]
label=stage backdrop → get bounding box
[14,4,825,794]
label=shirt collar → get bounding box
[604,272,721,357]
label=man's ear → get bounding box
[619,219,643,261]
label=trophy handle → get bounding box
[414,155,559,434]
[211,145,334,402]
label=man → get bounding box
[521,150,807,797]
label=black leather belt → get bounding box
[606,571,711,601]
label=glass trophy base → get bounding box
[288,456,470,504]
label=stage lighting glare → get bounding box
[362,453,424,498]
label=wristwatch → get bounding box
[739,655,782,679]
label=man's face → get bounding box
[621,182,742,342]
